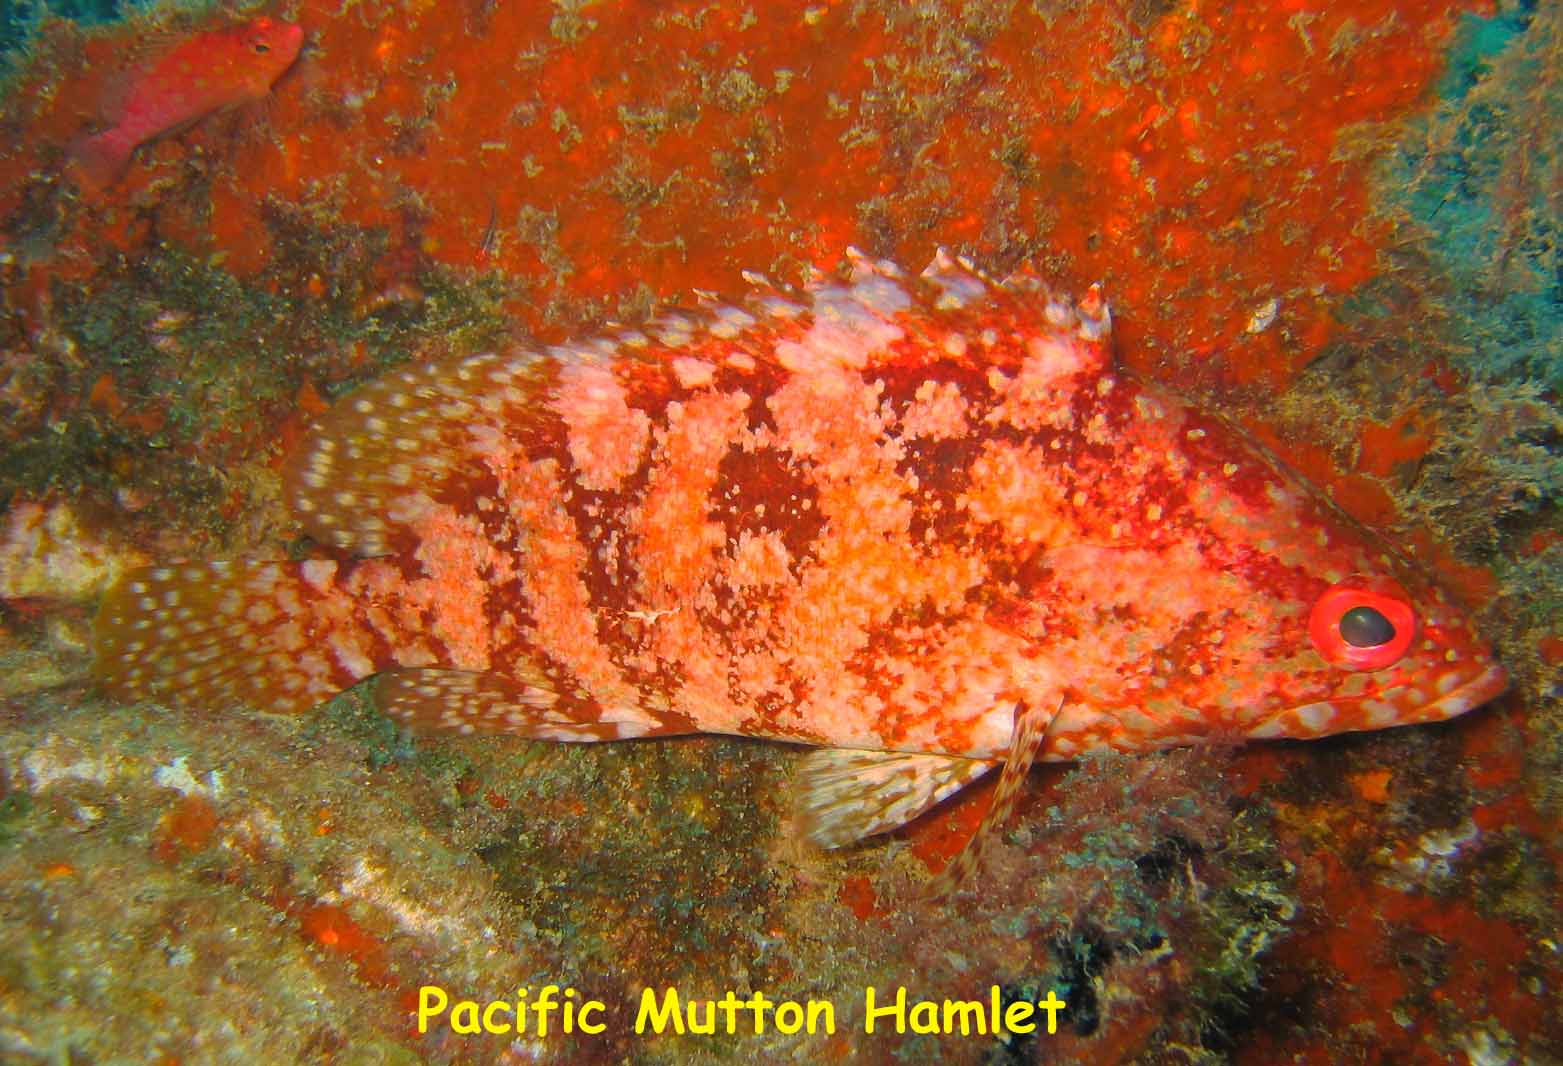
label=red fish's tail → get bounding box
[66,128,135,189]
[94,559,380,714]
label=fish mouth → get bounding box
[1250,661,1509,740]
[1416,662,1510,722]
[1355,661,1510,730]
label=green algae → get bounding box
[1469,829,1557,927]
[1383,3,1563,392]
[0,787,33,843]
[0,693,574,1064]
[1,0,130,74]
[0,229,518,541]
[1027,755,1298,1059]
[1361,1,1563,829]
[310,686,420,772]
[1256,5,1563,846]
[473,737,788,990]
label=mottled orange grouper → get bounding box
[95,251,1508,871]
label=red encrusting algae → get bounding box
[297,901,394,988]
[0,0,1485,387]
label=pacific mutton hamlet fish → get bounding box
[94,250,1509,886]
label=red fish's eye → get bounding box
[1339,605,1395,646]
[254,41,271,52]
[1308,577,1417,671]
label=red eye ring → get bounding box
[1308,576,1417,671]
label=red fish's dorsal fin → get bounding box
[374,668,697,742]
[94,25,188,124]
[606,245,1109,400]
[283,350,552,556]
[89,10,230,141]
[94,559,376,714]
[921,247,1111,343]
[284,247,1110,557]
[795,749,997,848]
[927,696,1057,899]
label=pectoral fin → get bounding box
[796,748,996,849]
[929,696,1058,897]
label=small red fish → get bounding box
[68,16,304,187]
[94,251,1508,873]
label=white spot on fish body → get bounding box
[1294,703,1336,733]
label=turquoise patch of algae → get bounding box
[1385,2,1562,391]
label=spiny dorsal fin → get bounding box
[374,667,697,742]
[284,249,1110,557]
[92,22,196,126]
[796,748,996,849]
[928,696,1058,899]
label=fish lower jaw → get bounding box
[1416,662,1509,722]
[1245,661,1508,741]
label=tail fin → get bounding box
[94,560,377,714]
[67,129,134,189]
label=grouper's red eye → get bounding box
[1308,576,1417,671]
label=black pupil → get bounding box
[1340,605,1395,648]
[255,42,270,52]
